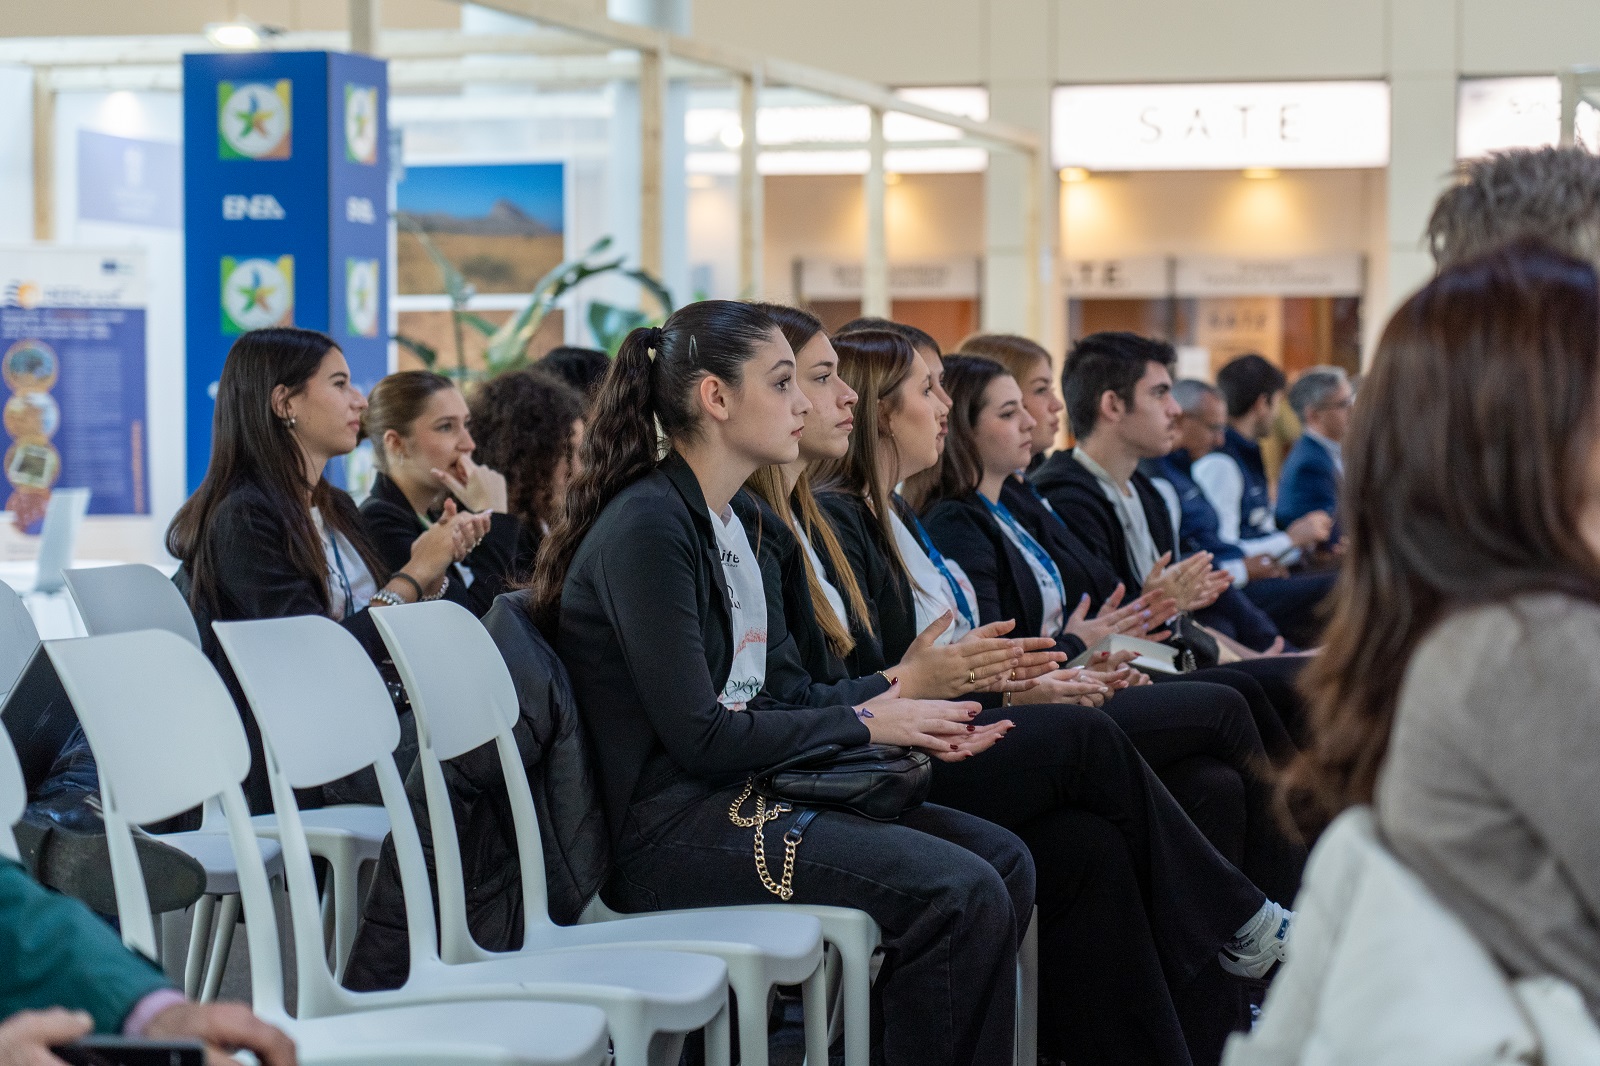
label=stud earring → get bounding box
[283,415,297,429]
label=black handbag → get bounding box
[1164,612,1220,671]
[730,743,933,899]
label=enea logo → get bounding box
[346,258,380,338]
[345,85,379,165]
[218,81,291,160]
[221,256,294,334]
[2,281,41,309]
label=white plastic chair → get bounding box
[372,600,837,1066]
[0,581,38,702]
[45,629,612,1066]
[64,563,388,984]
[213,615,735,1066]
[0,718,25,861]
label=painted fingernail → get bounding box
[967,724,976,732]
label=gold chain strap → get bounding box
[729,781,799,900]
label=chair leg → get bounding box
[1015,906,1038,1066]
[800,967,830,1066]
[329,853,363,982]
[835,933,875,1066]
[732,977,769,1066]
[200,893,241,1003]
[183,895,217,999]
[703,1002,731,1066]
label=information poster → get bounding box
[183,51,388,491]
[0,248,148,529]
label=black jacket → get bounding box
[1000,477,1126,613]
[1028,450,1175,595]
[731,491,887,707]
[813,491,919,677]
[343,590,611,991]
[557,454,870,844]
[174,480,391,813]
[921,491,1089,659]
[357,472,522,618]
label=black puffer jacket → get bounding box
[341,591,610,991]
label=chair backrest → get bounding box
[371,600,557,960]
[64,564,202,648]
[42,631,288,1022]
[0,723,25,861]
[213,614,447,1015]
[33,488,90,594]
[0,582,40,701]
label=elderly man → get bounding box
[1275,367,1352,536]
[1146,380,1336,648]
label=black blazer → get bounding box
[556,453,870,843]
[173,480,389,812]
[1000,477,1126,614]
[1028,450,1175,595]
[357,472,522,618]
[921,491,1089,659]
[731,491,887,707]
[814,491,919,677]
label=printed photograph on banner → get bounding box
[345,84,379,164]
[218,80,292,160]
[396,162,565,294]
[221,255,295,334]
[2,339,58,393]
[346,258,381,337]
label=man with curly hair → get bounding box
[1427,146,1600,269]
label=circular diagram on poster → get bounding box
[4,391,60,439]
[5,487,48,531]
[2,339,59,394]
[4,436,60,491]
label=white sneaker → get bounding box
[1220,900,1291,981]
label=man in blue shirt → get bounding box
[1276,367,1351,536]
[1149,380,1337,647]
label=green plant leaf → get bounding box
[393,334,439,369]
[457,311,501,338]
[588,301,655,356]
[618,266,675,314]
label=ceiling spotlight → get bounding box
[1242,167,1280,180]
[204,20,281,50]
[719,126,745,149]
[1059,167,1090,183]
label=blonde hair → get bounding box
[956,333,1053,384]
[1428,147,1600,270]
[746,466,875,656]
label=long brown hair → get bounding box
[919,355,1008,510]
[1282,242,1600,835]
[810,329,920,583]
[957,333,1051,384]
[167,327,387,615]
[527,300,781,632]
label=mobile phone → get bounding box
[50,1036,205,1066]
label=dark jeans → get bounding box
[1242,571,1337,649]
[927,704,1265,1066]
[1102,682,1305,904]
[609,771,1033,1066]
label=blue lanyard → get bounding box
[983,495,1068,613]
[1022,478,1061,520]
[900,500,977,630]
[325,525,355,621]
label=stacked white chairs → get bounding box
[63,563,388,985]
[45,629,613,1066]
[0,581,37,701]
[372,599,844,1066]
[0,716,25,861]
[213,614,735,1066]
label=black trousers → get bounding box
[1242,570,1337,649]
[1102,682,1305,905]
[608,772,1033,1066]
[927,704,1265,1066]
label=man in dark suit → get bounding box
[1275,367,1352,537]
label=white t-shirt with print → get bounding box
[709,506,768,710]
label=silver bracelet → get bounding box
[370,588,405,608]
[425,574,450,602]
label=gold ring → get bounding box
[966,669,977,685]
[1008,669,1016,681]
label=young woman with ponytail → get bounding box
[746,317,1298,1066]
[528,301,1033,1066]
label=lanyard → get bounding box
[901,502,977,630]
[1022,478,1061,519]
[983,495,1068,612]
[325,524,355,621]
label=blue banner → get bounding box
[183,51,388,492]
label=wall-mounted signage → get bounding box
[1062,257,1169,298]
[183,51,388,492]
[1053,82,1390,171]
[798,258,981,301]
[1456,76,1565,160]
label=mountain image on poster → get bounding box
[218,80,292,160]
[221,256,295,333]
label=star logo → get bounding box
[346,258,380,337]
[221,256,294,333]
[219,81,291,160]
[345,85,379,164]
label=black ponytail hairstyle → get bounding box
[528,300,782,631]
